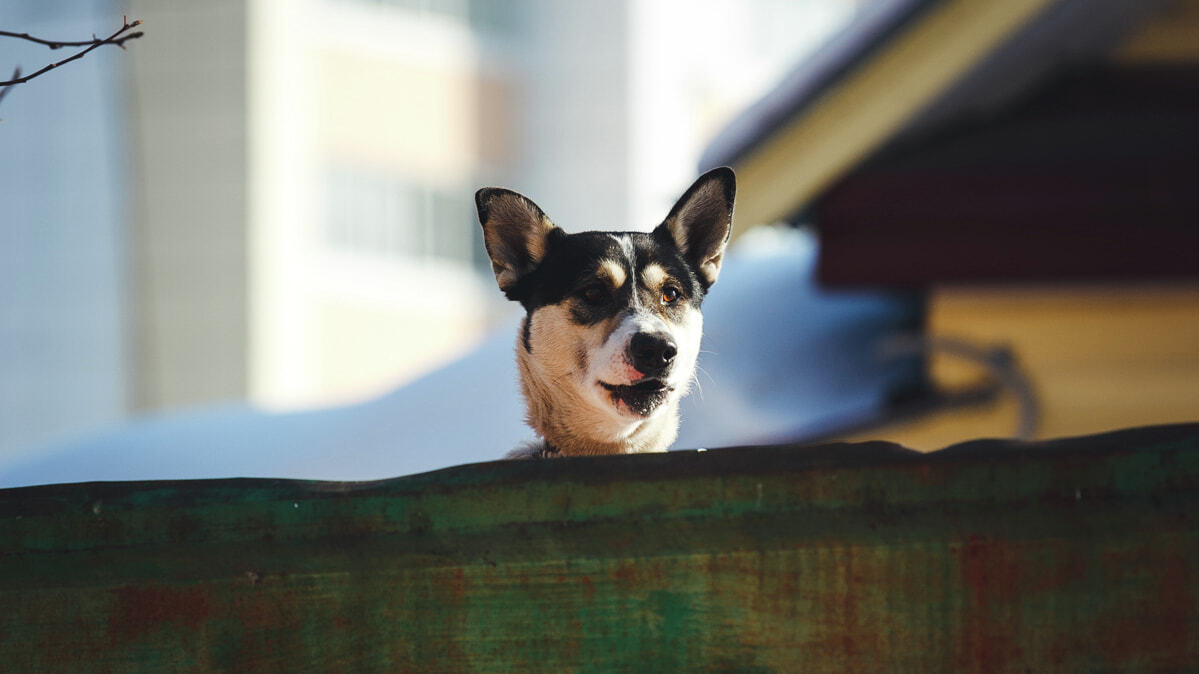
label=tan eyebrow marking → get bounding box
[641,263,667,289]
[597,259,627,288]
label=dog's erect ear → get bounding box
[655,167,735,288]
[476,187,559,293]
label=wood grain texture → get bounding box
[2,424,1198,671]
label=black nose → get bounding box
[629,332,678,376]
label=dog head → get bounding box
[476,167,735,455]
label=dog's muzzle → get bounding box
[595,331,679,417]
[628,331,677,378]
[599,378,672,417]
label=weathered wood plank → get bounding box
[2,424,1198,671]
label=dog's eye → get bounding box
[660,286,681,305]
[581,285,608,305]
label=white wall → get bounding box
[126,0,250,410]
[514,0,633,231]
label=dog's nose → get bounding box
[629,332,677,376]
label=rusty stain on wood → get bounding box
[1,424,1198,671]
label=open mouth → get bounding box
[599,378,673,417]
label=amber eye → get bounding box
[660,286,681,305]
[581,285,607,305]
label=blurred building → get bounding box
[703,0,1199,448]
[1,0,860,461]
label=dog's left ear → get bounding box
[476,187,559,294]
[655,167,735,288]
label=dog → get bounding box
[475,167,735,458]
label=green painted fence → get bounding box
[2,423,1198,672]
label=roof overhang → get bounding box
[702,0,1173,234]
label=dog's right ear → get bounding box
[476,188,559,294]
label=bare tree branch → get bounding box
[0,27,142,50]
[0,16,143,91]
[0,67,19,108]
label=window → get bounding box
[332,0,525,38]
[323,165,486,272]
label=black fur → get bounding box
[515,231,705,321]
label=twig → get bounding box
[0,28,142,50]
[0,67,19,107]
[0,17,143,88]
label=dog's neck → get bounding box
[529,403,680,456]
[516,336,680,456]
